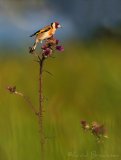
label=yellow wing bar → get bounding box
[30,26,51,37]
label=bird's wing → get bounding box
[40,25,51,33]
[30,25,51,37]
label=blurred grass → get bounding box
[0,39,121,160]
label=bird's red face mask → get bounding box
[55,22,62,29]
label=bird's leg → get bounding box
[33,39,39,51]
[29,39,42,54]
[29,39,39,53]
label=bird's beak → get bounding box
[58,24,62,28]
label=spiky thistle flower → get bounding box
[81,120,108,142]
[29,36,64,58]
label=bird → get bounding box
[30,22,62,52]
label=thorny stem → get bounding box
[11,91,37,115]
[7,55,46,159]
[8,55,46,159]
[23,95,37,115]
[38,56,45,160]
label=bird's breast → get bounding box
[49,28,56,35]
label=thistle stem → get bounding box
[38,56,45,160]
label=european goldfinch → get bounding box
[30,22,62,51]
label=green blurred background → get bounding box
[0,0,121,160]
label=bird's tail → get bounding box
[30,33,36,37]
[30,30,40,37]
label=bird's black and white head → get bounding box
[51,22,62,29]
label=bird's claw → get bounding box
[29,47,35,54]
